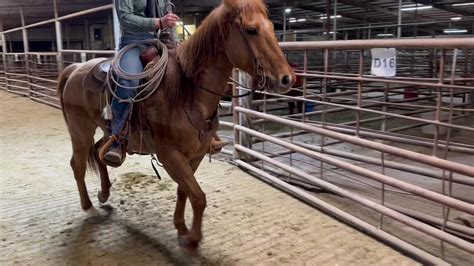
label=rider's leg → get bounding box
[104,47,143,165]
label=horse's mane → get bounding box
[178,1,267,78]
[177,8,232,78]
[165,0,268,110]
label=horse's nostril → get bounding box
[281,75,291,86]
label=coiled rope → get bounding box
[107,39,168,103]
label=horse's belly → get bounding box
[127,130,154,155]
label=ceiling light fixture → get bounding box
[377,33,394,37]
[319,15,342,20]
[452,3,474,6]
[443,29,468,33]
[285,8,292,13]
[401,4,432,11]
[451,16,462,21]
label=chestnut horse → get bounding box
[58,0,295,248]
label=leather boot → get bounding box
[103,142,123,167]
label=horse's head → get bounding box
[223,0,296,93]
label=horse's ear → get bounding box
[223,0,239,10]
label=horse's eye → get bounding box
[246,27,259,36]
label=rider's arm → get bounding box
[116,0,157,32]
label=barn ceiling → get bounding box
[1,0,473,35]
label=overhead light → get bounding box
[443,29,468,33]
[323,31,336,34]
[285,8,292,13]
[320,15,342,20]
[377,33,394,37]
[401,4,432,11]
[452,3,474,6]
[289,18,307,23]
[451,16,462,21]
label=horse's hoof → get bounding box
[84,207,103,224]
[98,190,110,203]
[178,235,200,250]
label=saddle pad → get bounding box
[99,60,112,74]
[82,58,112,93]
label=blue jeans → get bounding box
[111,33,156,136]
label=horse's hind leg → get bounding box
[94,137,111,203]
[67,121,98,216]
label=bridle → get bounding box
[200,9,268,99]
[235,11,267,91]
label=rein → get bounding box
[200,77,254,98]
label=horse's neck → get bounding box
[195,56,233,119]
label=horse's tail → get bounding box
[57,63,78,123]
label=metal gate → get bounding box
[231,38,474,264]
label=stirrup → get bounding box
[99,136,126,167]
[208,140,229,155]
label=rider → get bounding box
[104,0,227,166]
[103,0,180,165]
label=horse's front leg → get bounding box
[160,150,206,248]
[174,186,189,236]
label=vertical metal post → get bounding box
[65,23,70,49]
[80,52,87,63]
[112,3,121,51]
[433,49,445,157]
[232,69,240,160]
[379,82,389,229]
[238,70,253,161]
[356,49,364,137]
[54,0,64,72]
[320,48,330,180]
[0,18,9,92]
[368,23,372,39]
[283,4,287,42]
[20,6,32,97]
[439,48,458,259]
[180,0,185,39]
[398,0,403,38]
[325,0,332,39]
[84,19,90,50]
[107,15,114,48]
[302,51,308,122]
[333,0,338,40]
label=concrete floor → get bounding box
[0,91,418,265]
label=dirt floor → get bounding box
[0,91,419,265]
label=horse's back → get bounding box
[61,59,108,120]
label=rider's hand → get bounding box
[155,14,180,29]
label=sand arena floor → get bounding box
[0,91,417,265]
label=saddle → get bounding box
[82,46,160,92]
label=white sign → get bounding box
[371,48,396,77]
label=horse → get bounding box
[57,0,295,249]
